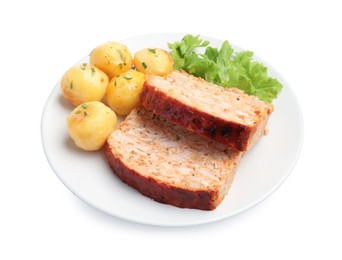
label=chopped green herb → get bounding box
[81,63,87,70]
[70,81,73,89]
[114,80,117,86]
[142,62,147,69]
[81,103,88,109]
[119,63,122,70]
[123,76,132,80]
[91,67,96,76]
[117,49,125,61]
[84,111,88,116]
[75,110,81,114]
[148,48,156,54]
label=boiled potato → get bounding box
[67,101,117,151]
[90,41,133,79]
[133,48,174,76]
[106,69,145,115]
[61,63,109,106]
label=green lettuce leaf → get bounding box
[168,34,283,103]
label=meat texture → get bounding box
[140,70,274,151]
[104,108,242,210]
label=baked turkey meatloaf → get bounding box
[140,70,274,151]
[104,108,242,210]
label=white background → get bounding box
[1,0,341,259]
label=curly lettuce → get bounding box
[168,34,283,103]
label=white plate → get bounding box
[41,33,304,226]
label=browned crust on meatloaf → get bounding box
[140,71,273,151]
[105,144,221,210]
[140,81,250,151]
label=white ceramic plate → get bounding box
[41,33,303,226]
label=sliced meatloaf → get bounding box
[140,70,274,151]
[104,108,242,210]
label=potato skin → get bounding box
[133,48,174,76]
[61,63,109,106]
[90,41,133,79]
[106,70,145,116]
[67,101,117,151]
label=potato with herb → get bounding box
[106,69,145,115]
[61,63,109,106]
[67,101,117,151]
[90,41,133,79]
[133,48,174,76]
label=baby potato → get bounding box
[90,41,133,79]
[61,63,109,106]
[67,101,117,151]
[106,69,145,116]
[133,48,174,76]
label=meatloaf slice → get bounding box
[104,108,242,210]
[140,70,274,151]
